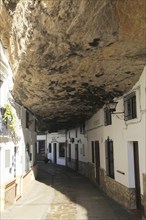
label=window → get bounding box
[80,123,85,134]
[82,144,85,156]
[59,143,65,157]
[5,150,10,168]
[75,128,78,138]
[124,92,137,120]
[104,108,112,126]
[35,119,37,132]
[38,140,45,154]
[26,111,29,128]
[91,141,95,163]
[68,144,71,162]
[48,143,52,153]
[105,138,114,179]
[0,107,7,134]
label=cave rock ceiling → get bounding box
[0,0,146,131]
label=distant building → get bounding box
[0,42,37,210]
[37,130,66,166]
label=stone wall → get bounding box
[99,168,136,209]
[66,158,76,170]
[67,159,95,182]
[66,160,146,215]
[1,0,146,132]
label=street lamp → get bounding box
[105,101,124,114]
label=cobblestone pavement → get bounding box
[1,162,141,220]
[37,163,140,220]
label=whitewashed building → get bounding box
[0,42,37,210]
[66,125,88,175]
[66,67,146,218]
[37,130,66,166]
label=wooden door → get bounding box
[75,144,79,171]
[95,141,100,184]
[133,141,141,209]
[37,140,45,161]
[53,143,57,164]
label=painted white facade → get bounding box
[37,131,66,166]
[66,66,146,214]
[0,42,37,209]
[66,126,88,163]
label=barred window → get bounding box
[68,144,71,162]
[59,143,65,157]
[26,111,29,128]
[124,92,137,120]
[104,108,112,126]
[91,141,95,163]
[105,138,114,179]
[48,143,52,153]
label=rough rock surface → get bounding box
[0,0,146,131]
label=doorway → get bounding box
[37,140,45,161]
[95,141,100,184]
[133,141,141,210]
[53,143,57,164]
[75,144,79,171]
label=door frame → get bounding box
[95,141,100,184]
[133,141,141,209]
[53,143,57,164]
[75,144,79,171]
[37,140,45,161]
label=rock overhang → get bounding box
[0,0,146,131]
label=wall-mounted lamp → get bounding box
[105,101,124,114]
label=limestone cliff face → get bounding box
[0,0,146,131]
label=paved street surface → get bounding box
[1,162,141,220]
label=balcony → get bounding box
[0,108,10,142]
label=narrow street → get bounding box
[1,162,141,220]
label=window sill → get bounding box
[125,117,141,125]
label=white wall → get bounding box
[66,126,88,162]
[86,66,146,194]
[66,66,146,197]
[37,132,66,166]
[47,132,66,166]
[86,109,104,167]
[0,42,37,186]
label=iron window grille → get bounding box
[124,92,137,121]
[26,111,29,128]
[68,144,71,162]
[91,141,95,163]
[105,138,114,179]
[48,143,52,153]
[75,128,78,138]
[104,107,112,126]
[59,143,65,157]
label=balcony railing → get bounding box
[0,107,9,136]
[0,118,9,136]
